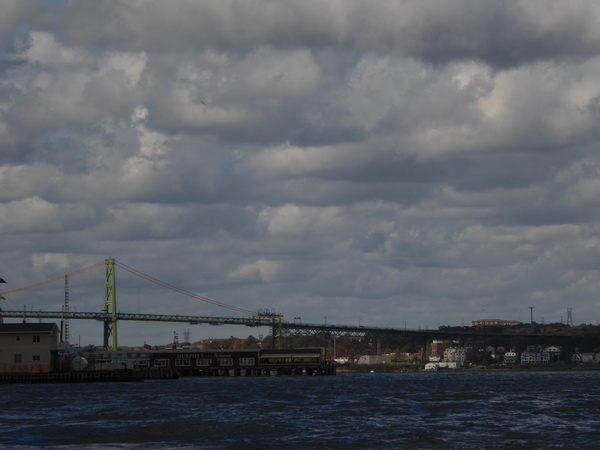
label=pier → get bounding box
[0,370,146,384]
[80,347,336,378]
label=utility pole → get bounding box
[567,307,574,327]
[529,306,534,325]
[64,275,70,343]
[0,277,5,324]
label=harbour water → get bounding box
[1,370,599,449]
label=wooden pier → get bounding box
[82,347,336,378]
[0,369,147,384]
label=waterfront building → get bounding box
[544,346,562,362]
[424,362,458,370]
[430,339,452,356]
[520,349,550,364]
[78,347,335,376]
[0,323,69,373]
[503,349,519,364]
[443,347,471,366]
[571,352,600,364]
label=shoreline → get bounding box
[336,363,600,373]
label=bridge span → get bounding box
[0,310,575,341]
[0,310,275,327]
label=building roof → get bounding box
[0,323,58,333]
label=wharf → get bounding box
[0,370,148,384]
[82,347,336,377]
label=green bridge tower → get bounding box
[103,258,118,350]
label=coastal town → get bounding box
[2,315,600,382]
[337,319,600,371]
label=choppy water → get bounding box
[1,371,599,449]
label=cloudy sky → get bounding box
[2,0,600,346]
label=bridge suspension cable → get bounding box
[0,259,258,317]
[0,260,105,296]
[114,261,257,316]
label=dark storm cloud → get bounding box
[35,0,600,69]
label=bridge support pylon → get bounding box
[271,318,284,349]
[103,258,118,351]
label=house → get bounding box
[0,323,69,373]
[443,347,471,366]
[504,349,519,364]
[571,353,600,364]
[544,346,562,362]
[430,340,448,355]
[520,348,550,365]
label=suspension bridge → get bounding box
[0,258,288,350]
[0,259,582,351]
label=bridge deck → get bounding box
[0,310,578,339]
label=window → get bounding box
[196,358,211,367]
[14,354,22,363]
[32,355,40,361]
[218,358,233,366]
[138,359,149,368]
[154,359,169,367]
[240,358,255,366]
[15,336,20,342]
[32,335,41,343]
[175,359,191,367]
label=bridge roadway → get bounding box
[0,310,576,339]
[0,310,275,327]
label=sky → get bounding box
[2,0,600,347]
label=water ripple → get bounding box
[1,371,600,448]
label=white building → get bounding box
[504,350,519,364]
[572,353,600,364]
[0,323,69,373]
[443,347,471,366]
[544,346,562,362]
[424,362,458,370]
[520,350,550,364]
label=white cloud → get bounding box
[228,259,282,283]
[0,197,96,233]
[259,204,345,237]
[25,32,88,65]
